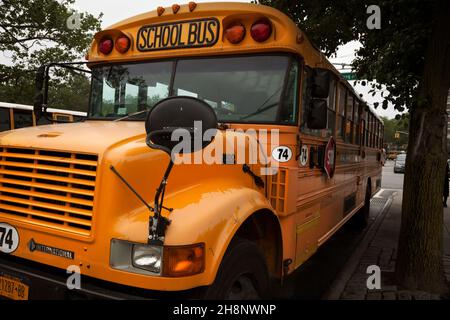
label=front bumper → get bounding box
[0,254,202,300]
[394,166,405,173]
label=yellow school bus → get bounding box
[0,2,383,299]
[0,102,87,133]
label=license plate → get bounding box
[137,18,220,52]
[0,274,29,300]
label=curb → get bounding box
[323,191,395,300]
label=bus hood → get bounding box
[0,121,147,154]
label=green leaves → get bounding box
[259,0,434,113]
[0,0,102,106]
[381,114,409,145]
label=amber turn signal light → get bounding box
[225,23,246,44]
[115,35,131,54]
[163,243,205,277]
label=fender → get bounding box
[163,179,282,285]
[113,177,281,287]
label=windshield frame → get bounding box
[86,53,301,126]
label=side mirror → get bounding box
[145,96,218,155]
[33,65,47,120]
[307,99,328,129]
[311,68,331,99]
[145,96,218,244]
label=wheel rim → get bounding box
[227,275,260,300]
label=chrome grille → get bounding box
[0,147,98,236]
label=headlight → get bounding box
[132,245,162,274]
[110,239,205,277]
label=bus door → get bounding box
[293,67,325,269]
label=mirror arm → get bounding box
[145,130,173,155]
[149,160,173,246]
[146,130,175,245]
[110,165,155,213]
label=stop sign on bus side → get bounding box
[324,137,336,178]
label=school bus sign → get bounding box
[137,18,220,51]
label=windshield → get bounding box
[89,55,298,124]
[396,155,406,162]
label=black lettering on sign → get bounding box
[137,18,220,52]
[206,21,216,44]
[188,22,199,45]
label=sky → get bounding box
[0,0,399,119]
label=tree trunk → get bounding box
[395,0,450,293]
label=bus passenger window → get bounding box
[374,121,378,148]
[0,107,10,132]
[377,122,381,148]
[369,114,374,147]
[345,93,354,143]
[364,108,369,146]
[354,101,360,145]
[379,123,384,147]
[13,109,33,129]
[370,114,376,148]
[361,118,365,147]
[337,85,346,139]
[326,78,337,136]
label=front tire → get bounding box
[202,239,269,300]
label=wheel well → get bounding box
[234,210,282,279]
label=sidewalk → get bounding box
[326,190,450,300]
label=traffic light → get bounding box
[395,132,400,139]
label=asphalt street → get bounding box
[382,160,405,189]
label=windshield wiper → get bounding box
[239,86,283,121]
[114,109,149,122]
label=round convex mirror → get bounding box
[145,96,218,154]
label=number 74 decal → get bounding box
[272,146,293,163]
[0,223,19,254]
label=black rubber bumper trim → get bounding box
[0,254,201,300]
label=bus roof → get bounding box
[0,102,87,117]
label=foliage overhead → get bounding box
[0,0,102,110]
[257,0,435,113]
[381,115,409,146]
